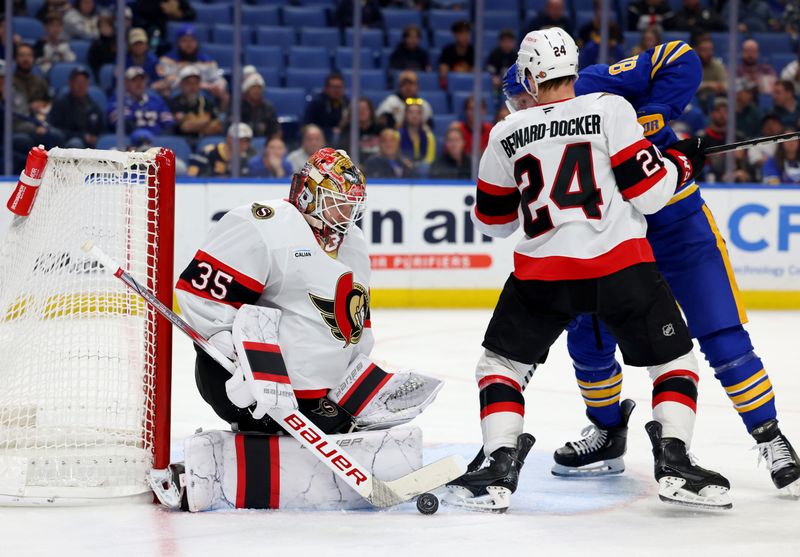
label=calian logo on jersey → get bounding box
[309,272,369,347]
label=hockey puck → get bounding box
[416,493,439,515]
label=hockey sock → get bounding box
[649,352,699,446]
[476,350,527,455]
[574,362,623,428]
[699,326,777,433]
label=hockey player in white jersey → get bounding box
[445,28,730,512]
[176,148,442,436]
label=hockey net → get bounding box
[0,148,174,504]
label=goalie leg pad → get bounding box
[328,354,443,430]
[181,427,423,512]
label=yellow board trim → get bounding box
[735,391,775,414]
[580,384,623,399]
[585,396,621,408]
[369,289,800,309]
[730,378,772,405]
[724,368,767,395]
[701,204,749,324]
[576,374,622,389]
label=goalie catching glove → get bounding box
[663,136,706,187]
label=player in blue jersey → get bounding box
[503,43,799,496]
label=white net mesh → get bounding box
[0,148,168,502]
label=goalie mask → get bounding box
[289,148,366,249]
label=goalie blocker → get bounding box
[156,427,423,511]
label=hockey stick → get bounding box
[705,130,800,156]
[82,241,466,508]
[466,365,536,473]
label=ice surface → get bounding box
[2,309,799,556]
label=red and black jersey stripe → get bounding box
[176,250,264,308]
[235,433,280,509]
[242,341,289,384]
[610,139,667,200]
[337,363,391,417]
[474,179,521,225]
[479,375,525,419]
[652,370,698,412]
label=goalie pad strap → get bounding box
[242,341,290,384]
[235,434,280,509]
[337,363,391,416]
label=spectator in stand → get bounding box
[399,100,436,167]
[13,43,51,113]
[735,79,762,140]
[288,125,326,172]
[0,60,32,172]
[134,0,196,44]
[363,129,417,179]
[337,98,383,157]
[783,2,800,36]
[239,70,280,141]
[737,39,776,95]
[34,13,76,74]
[721,0,775,34]
[248,138,293,178]
[169,65,223,143]
[108,66,174,135]
[578,1,624,60]
[88,11,116,82]
[389,25,430,73]
[749,114,784,167]
[630,26,661,57]
[189,123,255,178]
[457,96,492,154]
[438,20,474,87]
[668,0,725,33]
[126,28,159,83]
[430,126,471,179]
[154,24,229,111]
[627,0,674,31]
[334,0,383,28]
[770,80,800,129]
[700,97,754,182]
[304,73,348,142]
[377,70,433,129]
[780,49,800,93]
[695,36,727,108]
[36,0,70,22]
[48,66,103,148]
[63,0,98,40]
[486,30,517,91]
[524,0,573,36]
[762,135,800,184]
[6,0,27,16]
[0,15,22,59]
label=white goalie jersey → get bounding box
[472,92,680,281]
[176,199,374,392]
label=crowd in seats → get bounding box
[1,0,800,183]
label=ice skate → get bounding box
[552,399,636,477]
[645,421,732,510]
[752,419,800,497]
[148,463,188,511]
[443,433,535,513]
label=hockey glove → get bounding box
[663,136,706,187]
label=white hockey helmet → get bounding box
[516,27,579,102]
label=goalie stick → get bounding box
[705,130,800,156]
[82,241,466,508]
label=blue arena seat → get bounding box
[344,28,385,50]
[662,31,690,44]
[451,91,494,118]
[342,69,387,90]
[13,17,44,42]
[490,0,521,11]
[241,5,281,26]
[69,40,91,64]
[244,46,284,68]
[758,93,774,112]
[288,46,332,69]
[483,11,517,32]
[283,6,328,28]
[265,87,309,118]
[427,10,469,32]
[153,135,192,162]
[771,53,796,74]
[335,47,377,71]
[255,26,296,48]
[447,73,492,94]
[48,63,88,91]
[285,67,331,91]
[299,27,341,49]
[360,89,387,107]
[96,134,125,150]
[432,113,457,132]
[387,28,430,49]
[433,30,452,49]
[194,4,232,25]
[197,135,225,153]
[523,0,549,12]
[212,24,254,45]
[254,67,282,87]
[751,33,795,55]
[382,8,424,30]
[166,22,210,45]
[419,90,450,114]
[98,63,116,92]
[575,10,594,33]
[203,44,237,67]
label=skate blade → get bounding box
[777,477,800,499]
[551,457,625,478]
[657,477,732,511]
[442,485,511,513]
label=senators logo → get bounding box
[309,272,369,347]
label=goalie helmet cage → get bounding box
[0,148,174,505]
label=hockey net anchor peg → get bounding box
[81,241,466,510]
